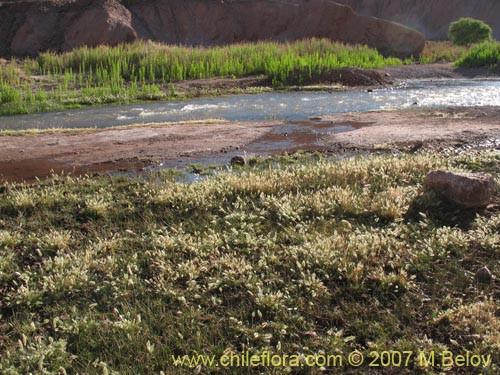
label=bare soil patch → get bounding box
[173,63,499,92]
[318,106,500,149]
[2,107,500,182]
[377,63,499,81]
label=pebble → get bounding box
[475,266,492,284]
[230,155,246,166]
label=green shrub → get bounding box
[448,17,493,46]
[0,83,21,104]
[455,41,500,69]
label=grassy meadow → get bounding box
[0,39,401,116]
[0,151,499,374]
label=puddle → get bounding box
[0,158,147,183]
[138,120,375,173]
[242,120,371,153]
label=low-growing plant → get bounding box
[0,152,499,374]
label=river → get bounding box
[1,79,500,131]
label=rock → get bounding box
[1,0,424,58]
[63,0,137,51]
[335,0,500,40]
[8,0,137,55]
[408,140,423,152]
[424,170,495,208]
[126,0,426,59]
[10,9,60,55]
[230,155,246,166]
[475,266,492,284]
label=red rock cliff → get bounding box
[334,0,500,40]
[0,0,424,58]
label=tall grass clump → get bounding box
[455,41,500,69]
[0,63,22,85]
[37,39,401,85]
[0,82,22,104]
[0,39,402,116]
[419,41,468,63]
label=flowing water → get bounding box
[1,79,500,131]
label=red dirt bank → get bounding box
[0,0,424,58]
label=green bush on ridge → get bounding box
[448,17,493,46]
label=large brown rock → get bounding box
[126,0,424,58]
[10,10,61,55]
[424,170,495,208]
[335,0,500,40]
[63,0,137,51]
[8,0,137,55]
[0,0,424,58]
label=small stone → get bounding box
[475,266,492,284]
[424,170,495,208]
[230,155,246,166]
[409,140,423,152]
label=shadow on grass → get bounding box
[405,191,482,230]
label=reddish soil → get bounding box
[173,63,498,92]
[2,107,500,183]
[0,121,277,182]
[1,0,423,58]
[377,63,500,82]
[318,106,500,148]
[335,0,500,40]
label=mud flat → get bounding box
[1,106,500,182]
[317,106,500,148]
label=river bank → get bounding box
[1,61,498,119]
[2,106,500,182]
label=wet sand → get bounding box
[1,106,500,182]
